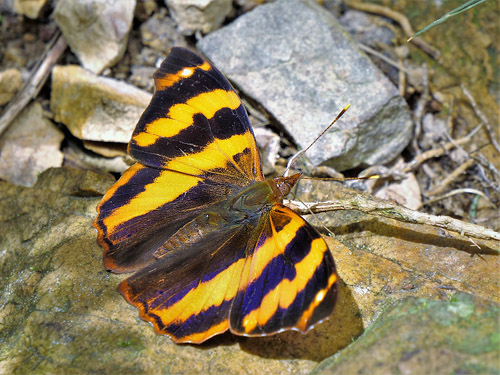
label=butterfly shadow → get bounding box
[194,278,364,362]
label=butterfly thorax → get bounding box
[155,177,294,259]
[228,172,301,213]
[227,181,275,215]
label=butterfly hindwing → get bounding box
[116,202,337,343]
[118,211,256,343]
[230,204,337,336]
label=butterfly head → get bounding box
[269,173,301,201]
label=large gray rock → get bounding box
[198,0,413,171]
[50,65,152,143]
[54,0,135,74]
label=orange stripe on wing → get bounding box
[296,273,337,331]
[119,251,247,344]
[239,212,299,290]
[149,257,245,324]
[178,320,229,344]
[241,237,330,333]
[97,163,145,213]
[102,169,202,235]
[154,61,211,90]
[94,163,146,251]
[163,134,253,177]
[133,89,242,147]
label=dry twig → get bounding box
[286,193,500,245]
[411,63,429,154]
[476,147,500,175]
[421,188,495,208]
[461,83,500,155]
[357,43,411,74]
[397,50,406,97]
[0,32,67,138]
[402,124,481,173]
[441,124,500,192]
[425,159,476,196]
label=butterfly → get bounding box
[94,47,338,344]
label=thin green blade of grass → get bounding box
[408,0,488,41]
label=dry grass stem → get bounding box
[402,124,481,173]
[344,0,440,59]
[461,83,500,155]
[357,43,411,74]
[426,158,476,196]
[286,193,500,245]
[0,32,67,138]
[421,188,495,208]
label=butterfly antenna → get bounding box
[301,175,380,182]
[284,105,351,177]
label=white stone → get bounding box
[54,0,136,74]
[50,65,151,143]
[165,0,232,35]
[0,102,64,187]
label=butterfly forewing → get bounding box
[95,164,238,272]
[129,47,263,185]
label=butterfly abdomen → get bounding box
[153,212,224,258]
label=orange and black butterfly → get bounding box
[94,47,338,343]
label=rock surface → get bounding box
[166,0,233,35]
[140,8,187,53]
[374,171,422,210]
[0,68,23,105]
[13,0,48,19]
[312,293,500,375]
[54,0,135,74]
[254,127,281,175]
[339,10,395,49]
[50,65,151,143]
[0,170,497,374]
[34,167,116,197]
[0,102,64,187]
[198,0,413,171]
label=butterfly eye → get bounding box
[270,173,301,199]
